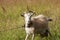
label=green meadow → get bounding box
[0,0,60,40]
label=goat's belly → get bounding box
[25,27,34,34]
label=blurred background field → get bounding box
[0,0,60,40]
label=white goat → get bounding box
[21,11,52,40]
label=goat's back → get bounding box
[31,15,49,34]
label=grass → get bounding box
[0,0,60,40]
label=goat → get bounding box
[21,11,52,40]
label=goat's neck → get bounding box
[25,18,31,27]
[24,15,32,27]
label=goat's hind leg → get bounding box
[48,31,52,37]
[25,34,30,40]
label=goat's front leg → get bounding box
[32,33,35,40]
[25,34,30,40]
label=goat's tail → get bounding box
[47,18,52,21]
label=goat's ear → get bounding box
[31,13,34,16]
[21,12,26,17]
[31,11,35,16]
[21,13,24,17]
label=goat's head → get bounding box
[21,10,35,27]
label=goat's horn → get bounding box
[27,6,29,11]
